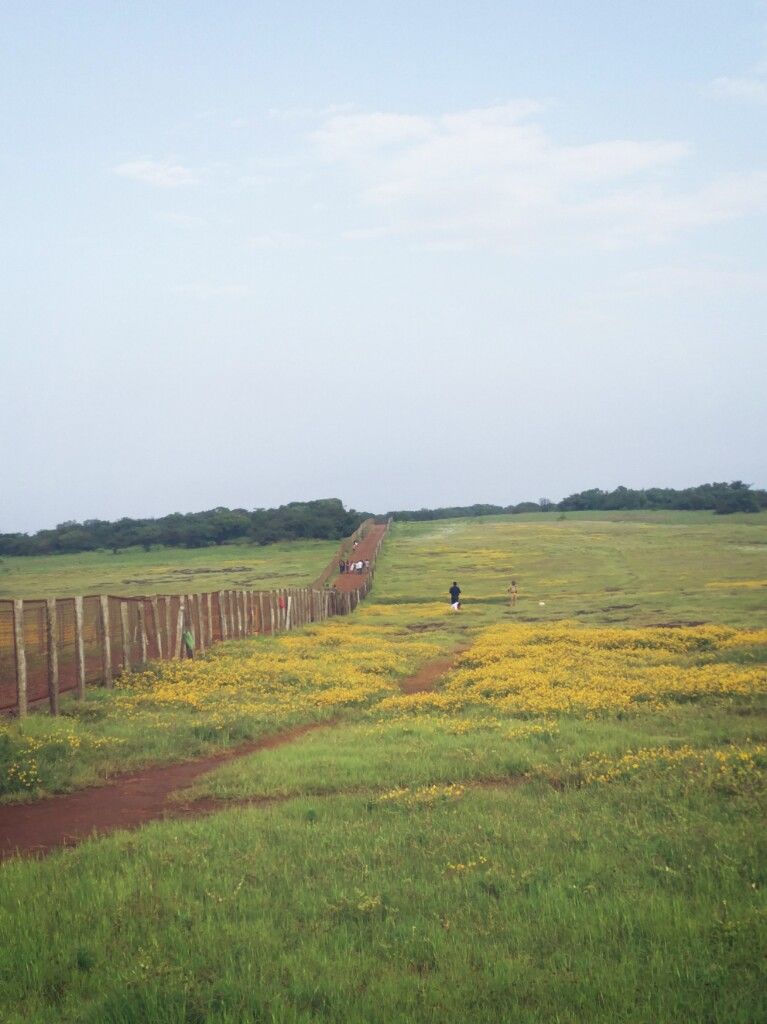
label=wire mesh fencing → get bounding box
[0,523,388,717]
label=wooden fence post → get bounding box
[137,600,148,664]
[218,592,228,641]
[236,591,244,637]
[46,598,59,715]
[74,596,86,699]
[13,599,27,718]
[162,596,171,655]
[120,601,131,674]
[99,595,113,687]
[196,595,206,654]
[151,597,163,659]
[206,593,214,645]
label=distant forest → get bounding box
[1,483,764,557]
[388,481,767,522]
[0,499,368,557]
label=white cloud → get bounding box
[621,265,767,296]
[312,111,434,161]
[709,74,767,104]
[576,171,767,246]
[171,283,253,298]
[248,231,310,250]
[159,212,207,228]
[268,102,357,122]
[113,158,198,187]
[307,101,767,249]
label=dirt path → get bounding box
[0,723,331,861]
[0,649,466,861]
[333,524,387,592]
[399,651,464,693]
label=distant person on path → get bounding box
[507,579,518,606]
[449,581,461,611]
[339,559,346,574]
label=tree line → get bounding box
[2,482,763,558]
[388,481,767,522]
[0,499,368,557]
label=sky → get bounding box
[1,1,766,533]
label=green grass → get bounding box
[178,698,767,804]
[1,511,766,1022]
[1,782,764,1023]
[0,539,339,599]
[374,510,767,627]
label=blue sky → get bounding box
[1,1,766,531]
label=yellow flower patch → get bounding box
[398,622,767,717]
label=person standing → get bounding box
[181,626,195,659]
[449,581,461,611]
[507,579,518,606]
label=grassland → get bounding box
[374,509,767,627]
[0,538,339,599]
[1,511,766,1023]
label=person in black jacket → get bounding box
[449,581,461,610]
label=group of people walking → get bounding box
[339,558,369,575]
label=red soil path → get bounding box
[332,524,387,592]
[399,653,463,694]
[0,647,465,862]
[0,723,330,861]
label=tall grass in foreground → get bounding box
[1,782,764,1023]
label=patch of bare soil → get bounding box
[0,723,331,861]
[0,650,473,860]
[399,649,468,694]
[649,621,709,628]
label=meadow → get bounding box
[0,538,339,599]
[1,511,765,1022]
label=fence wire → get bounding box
[0,522,388,715]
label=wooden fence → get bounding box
[0,524,388,718]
